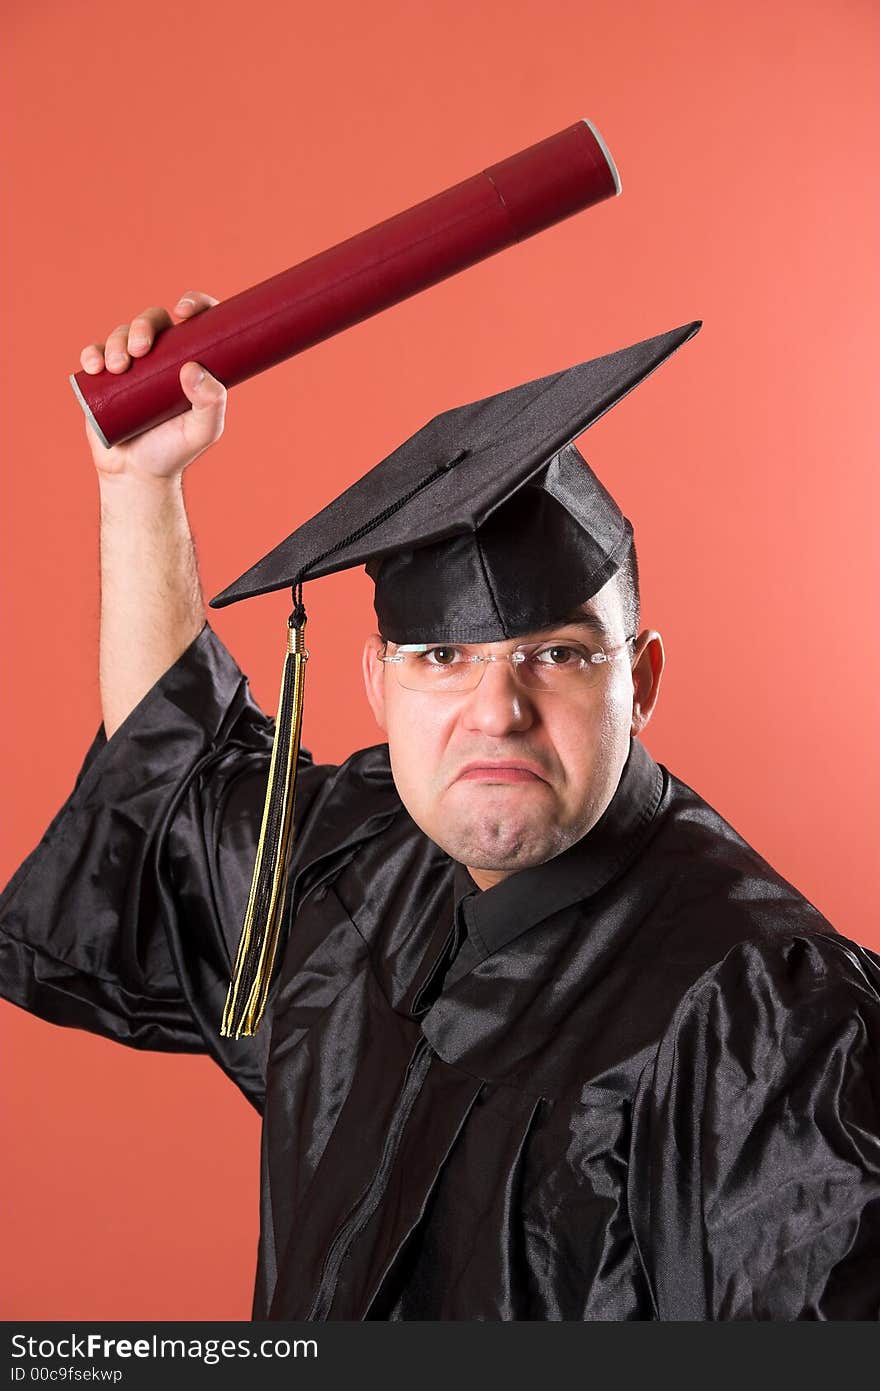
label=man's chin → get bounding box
[432,803,568,873]
[459,844,555,874]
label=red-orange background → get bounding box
[2,0,877,1320]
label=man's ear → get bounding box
[630,630,664,736]
[362,634,388,732]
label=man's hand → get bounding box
[80,291,226,479]
[89,290,225,737]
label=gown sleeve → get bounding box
[0,624,331,1111]
[629,931,880,1320]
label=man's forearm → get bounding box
[99,472,205,738]
[79,292,227,736]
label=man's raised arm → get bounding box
[1,291,280,1079]
[80,290,226,737]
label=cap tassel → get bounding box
[221,599,309,1038]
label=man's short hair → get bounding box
[614,539,641,637]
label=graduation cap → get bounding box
[214,319,702,1036]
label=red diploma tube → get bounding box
[70,120,621,448]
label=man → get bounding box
[1,292,878,1320]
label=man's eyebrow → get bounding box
[533,609,613,640]
[571,611,609,634]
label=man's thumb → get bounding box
[179,362,226,438]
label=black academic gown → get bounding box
[2,626,879,1320]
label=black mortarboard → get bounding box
[215,320,702,1037]
[212,320,701,633]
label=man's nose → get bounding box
[459,658,536,736]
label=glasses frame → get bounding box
[378,633,638,694]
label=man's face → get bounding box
[362,575,663,887]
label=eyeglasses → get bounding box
[378,635,637,693]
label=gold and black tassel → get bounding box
[219,467,461,1039]
[221,594,309,1037]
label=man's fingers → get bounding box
[79,294,220,377]
[104,324,132,373]
[172,290,220,320]
[127,306,174,357]
[80,343,105,374]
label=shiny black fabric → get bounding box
[2,625,879,1320]
[369,445,634,643]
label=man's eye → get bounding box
[532,644,587,667]
[422,646,462,667]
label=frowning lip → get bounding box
[453,760,550,784]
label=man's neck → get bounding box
[465,865,512,892]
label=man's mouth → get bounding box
[454,761,549,784]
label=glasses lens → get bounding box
[396,646,479,691]
[390,642,606,692]
[515,643,597,690]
